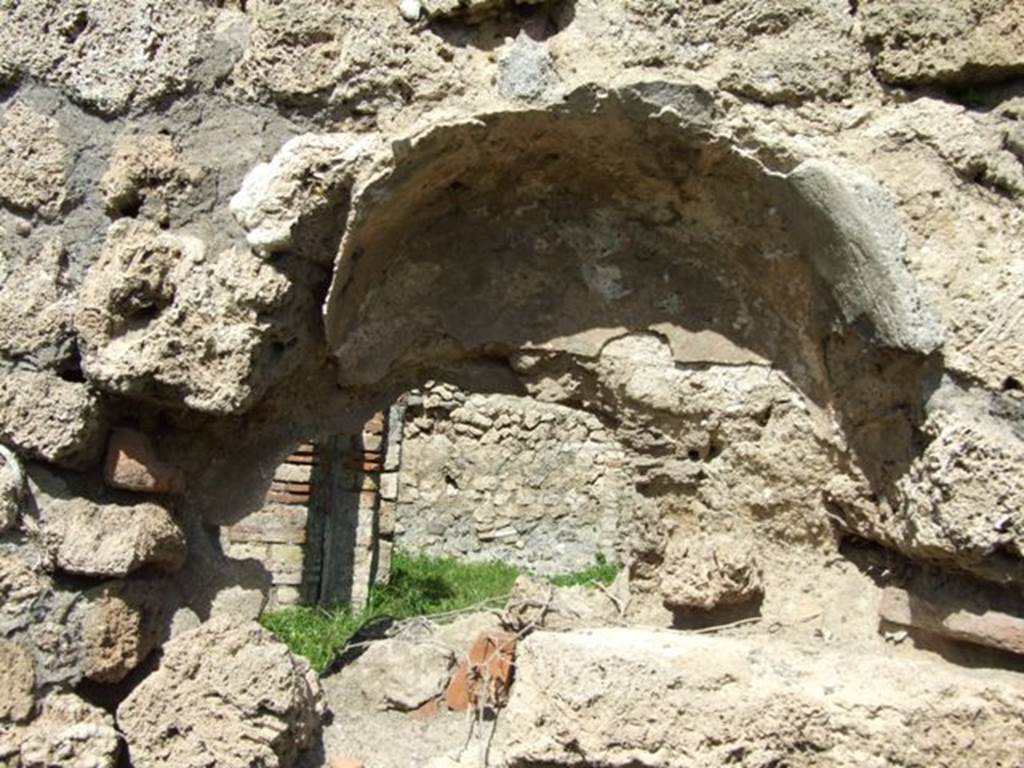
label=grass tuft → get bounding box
[259,607,364,675]
[548,552,620,588]
[260,550,519,674]
[261,550,621,674]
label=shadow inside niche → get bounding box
[425,0,576,51]
[669,596,764,632]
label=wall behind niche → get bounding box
[394,382,635,575]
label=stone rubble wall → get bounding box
[0,0,1022,765]
[396,382,633,575]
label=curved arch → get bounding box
[230,81,1024,592]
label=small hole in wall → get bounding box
[57,363,86,384]
[57,347,86,384]
[687,448,701,461]
[1002,376,1022,392]
[109,193,142,220]
[128,304,162,326]
[444,474,460,490]
[707,437,723,460]
[61,9,89,43]
[754,405,773,427]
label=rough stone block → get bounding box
[0,367,106,469]
[0,640,35,722]
[498,629,1024,766]
[82,578,177,684]
[268,543,305,569]
[859,0,1024,86]
[379,471,399,501]
[0,444,25,532]
[340,637,455,711]
[274,586,301,606]
[375,538,393,586]
[2,693,118,768]
[378,500,396,537]
[39,497,186,578]
[363,412,386,435]
[659,533,763,611]
[117,618,323,768]
[227,542,269,560]
[0,102,67,219]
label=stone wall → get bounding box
[395,382,633,575]
[1,1,1023,764]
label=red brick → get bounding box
[445,632,517,711]
[409,698,440,721]
[445,662,472,712]
[468,631,517,688]
[339,448,382,462]
[880,588,1024,656]
[341,459,383,472]
[104,428,185,495]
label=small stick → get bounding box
[690,616,762,635]
[590,579,630,618]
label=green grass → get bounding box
[375,549,522,617]
[261,550,620,674]
[549,553,620,588]
[259,606,365,675]
[260,550,520,674]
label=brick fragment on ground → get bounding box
[445,630,517,711]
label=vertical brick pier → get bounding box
[222,404,405,609]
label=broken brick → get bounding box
[879,587,1024,657]
[104,427,186,495]
[445,631,518,711]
